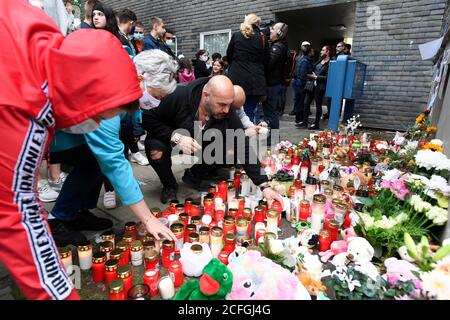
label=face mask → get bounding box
[166,39,174,46]
[199,55,208,62]
[61,119,100,134]
[134,33,144,41]
[139,86,161,110]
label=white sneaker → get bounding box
[130,152,149,166]
[38,180,59,202]
[137,141,145,151]
[103,191,117,210]
[48,172,68,193]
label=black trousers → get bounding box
[304,88,326,126]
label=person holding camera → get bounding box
[262,22,289,130]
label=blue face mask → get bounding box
[134,33,144,41]
[166,39,174,46]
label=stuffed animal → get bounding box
[299,228,319,249]
[319,227,357,263]
[297,269,327,298]
[332,237,379,281]
[174,258,233,300]
[283,237,323,279]
[179,242,213,277]
[226,250,311,300]
[383,257,419,286]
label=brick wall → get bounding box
[104,0,448,130]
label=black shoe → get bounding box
[48,219,88,247]
[289,111,296,116]
[295,121,308,128]
[322,113,329,120]
[65,209,113,231]
[182,170,210,191]
[160,187,178,204]
[308,124,320,130]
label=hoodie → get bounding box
[178,69,196,83]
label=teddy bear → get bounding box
[332,237,380,281]
[226,250,311,300]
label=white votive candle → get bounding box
[158,276,175,300]
[77,243,92,270]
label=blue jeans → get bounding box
[50,144,104,221]
[263,84,282,129]
[243,95,262,124]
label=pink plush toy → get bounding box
[383,257,419,286]
[319,227,357,263]
[226,250,311,300]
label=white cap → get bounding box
[301,41,311,46]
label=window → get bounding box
[200,29,232,57]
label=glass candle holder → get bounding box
[144,249,159,271]
[110,249,124,267]
[236,218,249,242]
[101,231,115,248]
[117,265,133,297]
[124,221,137,238]
[108,279,125,300]
[128,284,150,300]
[324,188,334,202]
[305,177,317,202]
[334,203,347,226]
[240,175,250,197]
[169,199,179,214]
[58,247,72,273]
[328,220,340,243]
[319,230,331,252]
[266,210,278,235]
[92,252,106,283]
[300,165,309,183]
[190,202,201,217]
[158,276,175,300]
[185,224,197,243]
[201,214,212,227]
[299,200,311,221]
[178,213,189,229]
[222,216,236,237]
[191,216,201,233]
[203,197,215,216]
[270,200,283,226]
[170,222,185,254]
[333,185,344,200]
[210,227,224,258]
[169,260,183,288]
[190,243,203,255]
[104,259,120,285]
[143,270,160,298]
[254,206,265,224]
[161,240,175,268]
[150,207,162,218]
[255,228,266,245]
[188,233,200,243]
[223,233,236,254]
[218,180,228,202]
[130,240,144,267]
[115,240,130,266]
[311,194,326,232]
[77,242,93,271]
[99,241,114,260]
[199,226,210,244]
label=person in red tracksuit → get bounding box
[0,0,142,300]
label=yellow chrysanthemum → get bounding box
[416,114,425,124]
[427,126,438,133]
[421,143,443,152]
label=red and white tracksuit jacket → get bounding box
[0,1,142,300]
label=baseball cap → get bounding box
[301,41,311,46]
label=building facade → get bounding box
[105,0,448,131]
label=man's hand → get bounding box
[263,187,284,209]
[178,135,202,154]
[245,126,258,137]
[144,215,178,242]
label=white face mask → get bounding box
[61,119,100,134]
[139,86,161,110]
[199,55,208,62]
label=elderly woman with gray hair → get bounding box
[47,50,179,247]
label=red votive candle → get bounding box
[143,270,159,297]
[168,260,183,288]
[92,252,106,283]
[108,279,125,300]
[270,200,283,225]
[117,265,132,298]
[104,259,119,285]
[328,220,340,243]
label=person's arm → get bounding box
[236,107,254,129]
[85,116,177,241]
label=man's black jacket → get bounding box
[141,77,269,185]
[266,39,288,86]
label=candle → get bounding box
[179,213,189,230]
[299,200,311,221]
[255,228,266,245]
[240,174,250,197]
[270,200,283,226]
[324,188,334,202]
[319,230,331,252]
[328,220,340,242]
[110,249,124,267]
[334,203,347,226]
[58,247,72,273]
[190,202,201,217]
[210,227,223,258]
[228,208,238,219]
[167,214,178,227]
[104,259,120,285]
[161,240,175,268]
[191,216,201,233]
[144,249,159,271]
[300,166,309,183]
[150,207,162,218]
[158,276,175,300]
[92,252,106,283]
[215,209,225,224]
[199,226,210,244]
[77,242,93,271]
[144,270,160,297]
[185,224,197,243]
[201,214,212,227]
[234,171,241,192]
[236,218,249,242]
[223,233,236,254]
[333,185,344,200]
[222,216,236,237]
[188,233,200,243]
[130,240,143,267]
[218,251,229,265]
[175,204,185,215]
[310,158,318,177]
[127,284,150,300]
[305,177,317,202]
[184,198,193,215]
[170,222,184,254]
[115,240,130,266]
[99,241,114,260]
[203,197,215,216]
[266,210,278,235]
[108,279,125,300]
[311,195,326,232]
[254,206,265,224]
[169,199,179,214]
[117,265,133,297]
[101,230,115,247]
[236,196,246,217]
[218,180,228,202]
[124,221,137,238]
[169,260,183,288]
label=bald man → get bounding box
[142,76,282,206]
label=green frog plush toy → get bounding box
[174,258,233,300]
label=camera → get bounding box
[259,20,275,39]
